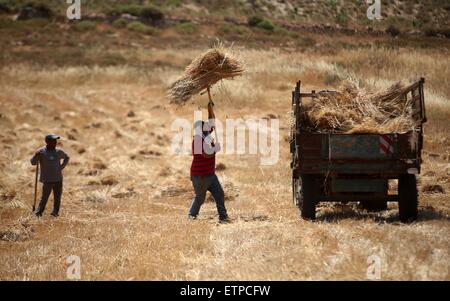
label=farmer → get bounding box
[188,101,229,222]
[31,134,70,217]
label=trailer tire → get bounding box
[300,174,316,220]
[398,174,418,223]
[292,177,300,207]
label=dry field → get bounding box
[0,45,449,280]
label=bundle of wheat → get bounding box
[168,47,244,104]
[300,81,419,134]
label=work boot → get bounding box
[219,215,230,223]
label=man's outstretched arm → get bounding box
[207,100,221,155]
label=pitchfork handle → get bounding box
[207,87,214,106]
[33,161,39,212]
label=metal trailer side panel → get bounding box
[296,130,421,175]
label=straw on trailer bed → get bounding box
[299,81,420,134]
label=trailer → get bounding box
[290,78,426,223]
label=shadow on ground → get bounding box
[314,204,450,224]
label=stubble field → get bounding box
[0,40,449,280]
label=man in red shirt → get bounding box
[189,101,229,222]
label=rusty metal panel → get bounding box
[298,133,323,160]
[331,178,387,193]
[397,131,419,158]
[300,160,416,175]
[297,133,322,148]
[328,135,397,160]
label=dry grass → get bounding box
[299,80,420,134]
[0,45,449,280]
[168,46,244,104]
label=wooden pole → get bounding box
[33,162,39,212]
[206,86,219,144]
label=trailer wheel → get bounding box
[398,174,418,223]
[300,174,316,220]
[292,177,301,207]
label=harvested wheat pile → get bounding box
[168,47,244,104]
[300,81,419,134]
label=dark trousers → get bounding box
[36,181,62,216]
[189,174,227,218]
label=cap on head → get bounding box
[45,134,60,143]
[193,120,213,136]
[193,120,204,129]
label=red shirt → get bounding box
[190,136,215,176]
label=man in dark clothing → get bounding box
[188,101,229,222]
[31,134,70,217]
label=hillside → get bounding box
[1,0,449,34]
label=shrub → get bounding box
[386,25,401,37]
[257,19,275,31]
[108,5,139,17]
[127,21,156,35]
[109,4,164,22]
[17,1,53,20]
[218,24,251,36]
[74,20,96,32]
[335,11,348,25]
[112,18,127,28]
[0,0,11,13]
[247,15,275,31]
[247,15,264,27]
[412,20,423,29]
[139,5,164,21]
[328,0,338,10]
[175,22,198,34]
